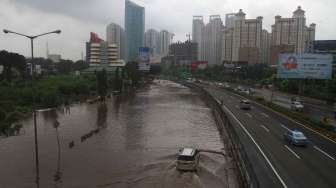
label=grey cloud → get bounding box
[14,0,124,25]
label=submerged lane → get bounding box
[0,80,237,188]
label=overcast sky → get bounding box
[0,0,335,60]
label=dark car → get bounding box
[283,130,308,146]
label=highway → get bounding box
[202,84,336,188]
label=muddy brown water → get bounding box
[0,80,237,188]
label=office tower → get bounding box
[106,23,126,60]
[192,16,204,60]
[202,15,223,65]
[125,0,145,62]
[144,29,160,56]
[86,32,121,66]
[270,6,316,64]
[221,9,263,65]
[158,30,173,56]
[261,30,271,64]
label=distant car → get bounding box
[291,101,304,111]
[234,86,243,92]
[283,130,308,146]
[242,89,250,95]
[239,99,251,110]
[176,148,200,171]
[223,82,230,88]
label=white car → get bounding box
[240,99,251,110]
[291,101,304,111]
[176,148,200,171]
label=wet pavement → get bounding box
[0,80,237,188]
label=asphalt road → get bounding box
[202,84,336,188]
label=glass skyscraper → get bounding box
[125,0,145,62]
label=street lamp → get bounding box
[3,29,61,188]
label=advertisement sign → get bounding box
[277,54,333,79]
[138,47,150,71]
[191,61,208,71]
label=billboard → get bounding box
[277,54,333,79]
[138,47,150,71]
[191,61,208,71]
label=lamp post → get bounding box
[3,29,61,188]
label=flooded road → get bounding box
[0,80,237,188]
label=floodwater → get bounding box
[0,80,238,188]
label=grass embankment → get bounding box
[0,75,96,136]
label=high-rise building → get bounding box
[86,32,124,66]
[192,16,204,60]
[125,0,145,62]
[144,29,160,56]
[158,30,173,56]
[270,6,316,64]
[202,15,223,65]
[221,9,263,65]
[106,23,126,60]
[225,13,236,29]
[261,30,271,64]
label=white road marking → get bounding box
[280,124,291,131]
[284,145,301,159]
[246,113,253,118]
[222,105,288,188]
[261,112,270,118]
[313,146,335,160]
[260,125,270,132]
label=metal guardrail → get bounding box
[182,81,260,188]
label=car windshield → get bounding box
[178,155,195,161]
[293,132,306,139]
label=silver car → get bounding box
[284,130,308,146]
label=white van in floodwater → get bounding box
[176,148,200,171]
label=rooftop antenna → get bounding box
[186,33,191,42]
[46,42,49,58]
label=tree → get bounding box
[57,60,73,74]
[72,60,89,71]
[0,50,26,82]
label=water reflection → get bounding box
[96,103,107,129]
[53,120,62,187]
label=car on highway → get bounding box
[291,101,304,111]
[176,147,200,171]
[283,130,308,146]
[239,99,251,110]
[223,82,231,88]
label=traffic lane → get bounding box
[223,107,282,188]
[220,102,283,188]
[219,93,335,188]
[210,85,336,159]
[250,100,336,158]
[213,86,336,163]
[244,105,336,187]
[208,87,336,187]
